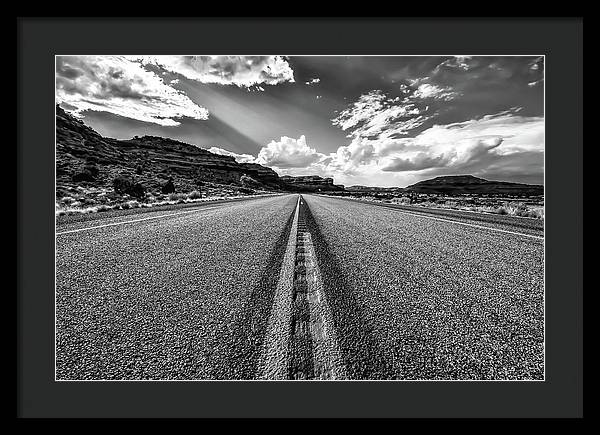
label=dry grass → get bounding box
[55,191,279,216]
[352,195,544,219]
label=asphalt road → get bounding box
[56,194,297,379]
[302,194,544,380]
[56,193,544,380]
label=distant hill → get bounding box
[405,175,543,196]
[346,185,404,193]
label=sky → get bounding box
[56,55,544,187]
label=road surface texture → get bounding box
[56,193,544,380]
[302,194,544,380]
[331,196,544,238]
[56,194,297,379]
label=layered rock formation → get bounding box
[56,105,285,195]
[279,175,344,192]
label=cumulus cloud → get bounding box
[371,113,543,175]
[130,56,295,88]
[380,153,450,172]
[332,83,462,144]
[436,56,475,71]
[412,83,459,101]
[207,147,256,163]
[203,110,543,187]
[314,111,542,185]
[255,135,322,168]
[331,87,541,179]
[379,136,503,172]
[56,56,208,126]
[332,90,431,140]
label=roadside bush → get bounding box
[72,168,96,182]
[494,201,543,218]
[161,178,176,194]
[168,193,186,201]
[84,165,99,177]
[113,176,146,199]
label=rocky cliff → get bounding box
[56,105,285,196]
[279,175,344,192]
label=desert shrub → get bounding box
[161,178,176,194]
[240,174,261,188]
[188,190,202,199]
[168,193,186,201]
[136,165,143,175]
[238,187,254,195]
[84,164,99,177]
[72,169,95,182]
[113,176,146,198]
[529,207,544,219]
[492,201,543,218]
[120,202,130,209]
[97,205,111,212]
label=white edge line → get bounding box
[389,208,544,240]
[331,196,543,240]
[56,206,217,235]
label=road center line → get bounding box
[260,195,346,380]
[56,206,218,235]
[259,195,301,379]
[299,230,347,380]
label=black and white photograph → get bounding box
[54,55,545,381]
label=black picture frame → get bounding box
[17,17,583,419]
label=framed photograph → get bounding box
[17,17,583,419]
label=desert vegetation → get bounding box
[55,177,274,216]
[342,193,545,219]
